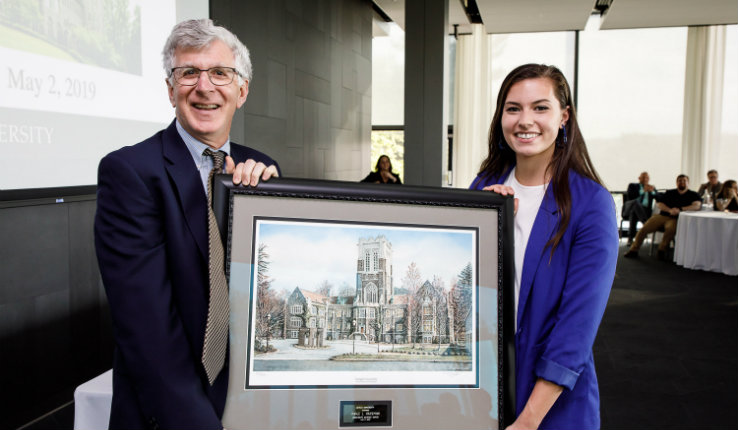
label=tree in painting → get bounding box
[450,263,473,345]
[431,275,450,346]
[402,262,423,346]
[255,243,284,344]
[316,280,333,298]
[369,305,385,352]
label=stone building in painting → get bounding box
[283,235,454,345]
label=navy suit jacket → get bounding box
[625,182,655,216]
[95,120,279,430]
[472,169,618,430]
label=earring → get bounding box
[557,125,567,148]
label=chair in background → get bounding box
[612,191,630,241]
[649,225,675,258]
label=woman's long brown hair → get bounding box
[477,64,604,255]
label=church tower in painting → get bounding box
[355,235,393,305]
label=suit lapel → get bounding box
[162,122,209,261]
[517,187,559,329]
[229,142,252,164]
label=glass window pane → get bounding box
[578,27,687,190]
[489,31,576,107]
[369,130,404,182]
[719,25,738,181]
[372,23,405,126]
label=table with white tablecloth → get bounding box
[74,369,112,430]
[673,211,738,276]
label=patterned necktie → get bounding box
[201,148,229,385]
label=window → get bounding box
[372,23,405,179]
[373,250,378,271]
[395,309,403,317]
[319,308,325,316]
[290,317,302,328]
[366,283,378,303]
[396,323,403,332]
[336,309,342,317]
[423,304,433,316]
[385,309,392,318]
[311,306,317,315]
[368,308,375,318]
[309,318,316,328]
[318,319,324,328]
[489,31,575,106]
[372,23,404,126]
[359,308,366,318]
[578,26,687,188]
[291,305,303,314]
[364,252,370,272]
[370,131,405,182]
[290,330,298,338]
[423,321,433,332]
[719,25,738,179]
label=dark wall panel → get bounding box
[0,204,69,302]
[0,200,112,429]
[213,0,372,181]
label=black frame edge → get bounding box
[213,175,516,428]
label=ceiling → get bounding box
[373,0,738,35]
[599,0,738,30]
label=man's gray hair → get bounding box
[162,19,252,86]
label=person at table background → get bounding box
[470,64,618,430]
[624,174,701,261]
[715,179,738,212]
[361,154,402,184]
[697,169,722,205]
[95,19,279,430]
[622,171,658,245]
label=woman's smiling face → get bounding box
[501,77,569,164]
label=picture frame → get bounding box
[213,176,515,430]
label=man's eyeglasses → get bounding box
[170,67,241,86]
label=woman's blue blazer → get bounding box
[472,169,618,430]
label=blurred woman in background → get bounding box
[361,155,402,184]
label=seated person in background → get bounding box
[622,171,657,244]
[715,180,738,212]
[624,174,701,260]
[361,154,402,184]
[697,169,722,203]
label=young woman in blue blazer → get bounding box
[471,64,618,429]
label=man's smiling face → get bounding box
[167,39,248,149]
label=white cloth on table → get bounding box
[74,369,112,430]
[674,211,738,276]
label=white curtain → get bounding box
[452,24,493,188]
[681,25,726,184]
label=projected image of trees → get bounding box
[0,0,143,75]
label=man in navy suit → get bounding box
[95,19,279,429]
[622,171,657,244]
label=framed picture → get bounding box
[213,177,515,430]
